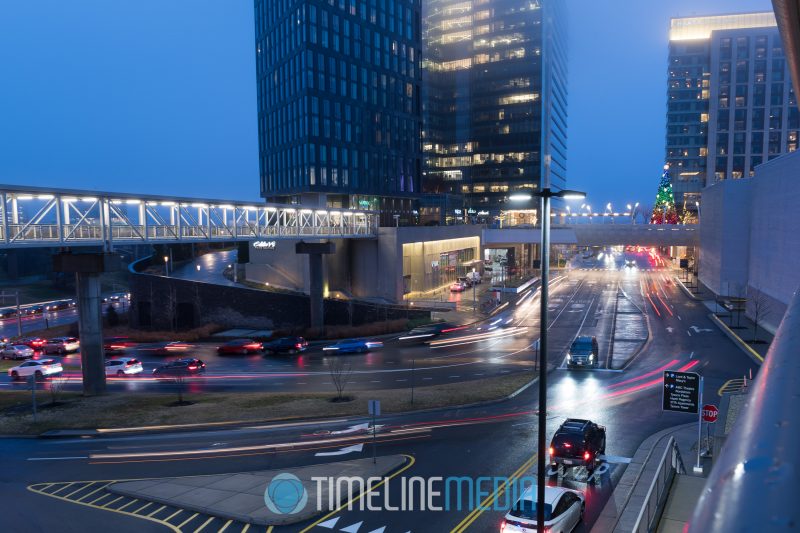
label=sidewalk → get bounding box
[107,455,408,526]
[592,423,709,533]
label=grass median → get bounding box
[0,372,533,435]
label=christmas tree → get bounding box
[650,165,679,225]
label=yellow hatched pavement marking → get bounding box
[164,509,184,523]
[102,496,124,508]
[217,519,234,533]
[177,512,200,529]
[77,483,110,502]
[64,482,94,499]
[50,483,75,495]
[193,516,216,533]
[133,502,153,514]
[147,504,167,517]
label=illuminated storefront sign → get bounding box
[253,240,277,250]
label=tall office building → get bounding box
[666,12,799,213]
[254,0,423,222]
[422,0,568,221]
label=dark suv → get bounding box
[567,336,599,368]
[549,419,606,475]
[262,337,308,355]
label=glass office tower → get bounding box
[254,0,423,222]
[667,12,798,215]
[422,0,568,221]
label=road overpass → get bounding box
[484,224,699,247]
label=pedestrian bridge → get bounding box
[484,224,699,247]
[0,184,378,249]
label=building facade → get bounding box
[666,12,799,213]
[254,0,423,223]
[421,0,568,219]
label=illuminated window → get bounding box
[498,93,539,105]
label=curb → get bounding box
[592,422,695,533]
[708,313,765,364]
[673,276,702,301]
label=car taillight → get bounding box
[584,451,591,461]
[188,365,197,370]
[295,343,302,349]
[500,519,506,532]
[549,446,555,457]
[564,442,571,448]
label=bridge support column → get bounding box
[53,253,121,396]
[296,241,335,330]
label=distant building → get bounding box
[421,0,568,220]
[253,0,423,225]
[666,12,799,214]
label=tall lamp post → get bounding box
[511,187,586,530]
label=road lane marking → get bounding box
[299,454,416,533]
[450,453,538,532]
[27,456,88,461]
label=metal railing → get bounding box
[0,184,379,248]
[688,287,800,532]
[632,436,686,533]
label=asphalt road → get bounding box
[1,255,643,394]
[2,250,761,532]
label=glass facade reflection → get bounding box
[421,0,568,216]
[254,0,423,206]
[666,12,798,213]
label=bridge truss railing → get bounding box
[0,186,378,248]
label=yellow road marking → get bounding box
[76,483,109,502]
[164,509,184,523]
[102,496,124,508]
[51,482,75,495]
[241,524,250,533]
[147,505,167,517]
[116,499,139,512]
[26,485,180,532]
[88,493,112,506]
[718,378,746,396]
[193,516,216,533]
[217,519,233,532]
[64,483,92,499]
[450,453,538,533]
[133,502,152,514]
[299,454,417,533]
[177,512,199,529]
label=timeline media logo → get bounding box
[264,473,308,515]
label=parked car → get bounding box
[104,336,137,354]
[262,337,308,355]
[105,358,143,376]
[322,339,383,354]
[153,358,206,378]
[450,281,466,292]
[42,337,80,354]
[17,337,47,350]
[457,276,474,288]
[1,344,35,360]
[501,485,584,533]
[549,418,606,475]
[217,338,263,355]
[566,336,599,368]
[8,359,63,381]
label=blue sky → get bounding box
[0,0,772,207]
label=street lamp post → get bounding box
[512,187,586,530]
[163,255,169,277]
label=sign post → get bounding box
[662,371,703,472]
[701,404,718,458]
[368,400,381,464]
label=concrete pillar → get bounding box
[296,241,335,330]
[53,253,121,396]
[308,252,324,329]
[76,272,106,396]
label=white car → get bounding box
[42,337,80,354]
[1,344,34,360]
[501,486,584,533]
[8,359,64,381]
[105,358,143,377]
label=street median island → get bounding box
[107,455,409,526]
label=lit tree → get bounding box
[650,165,679,224]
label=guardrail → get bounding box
[688,288,800,532]
[632,436,686,532]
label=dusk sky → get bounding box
[0,0,772,208]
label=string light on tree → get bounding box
[650,164,679,225]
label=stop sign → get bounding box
[702,404,719,423]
